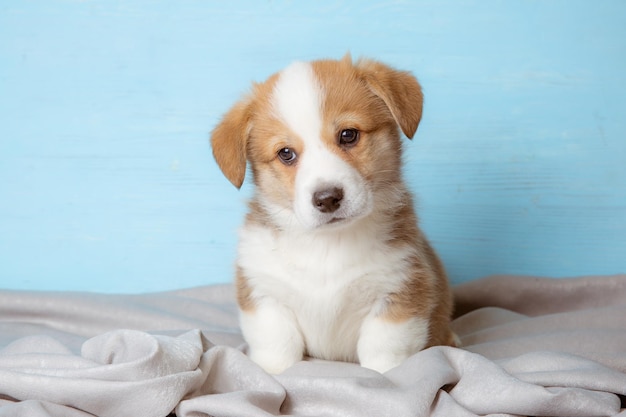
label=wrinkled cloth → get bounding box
[0,275,625,417]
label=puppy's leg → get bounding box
[357,311,430,373]
[240,299,304,374]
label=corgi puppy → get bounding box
[211,55,456,374]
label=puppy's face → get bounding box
[212,56,423,230]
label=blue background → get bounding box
[1,1,625,293]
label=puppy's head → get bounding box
[211,55,423,230]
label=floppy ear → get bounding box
[357,59,423,139]
[210,98,253,189]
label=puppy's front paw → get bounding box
[249,347,301,374]
[359,354,406,374]
[240,302,304,374]
[358,315,430,373]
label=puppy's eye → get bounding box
[339,128,360,147]
[277,147,297,165]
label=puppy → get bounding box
[211,55,456,374]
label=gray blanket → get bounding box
[1,275,625,417]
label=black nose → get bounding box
[312,187,344,213]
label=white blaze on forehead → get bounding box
[271,61,323,143]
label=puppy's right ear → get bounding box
[211,98,253,189]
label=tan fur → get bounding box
[235,266,255,312]
[311,58,402,186]
[355,58,424,139]
[367,185,455,347]
[210,99,252,189]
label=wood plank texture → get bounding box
[1,1,625,292]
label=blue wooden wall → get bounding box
[1,1,625,293]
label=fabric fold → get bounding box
[0,275,625,416]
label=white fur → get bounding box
[237,61,429,374]
[358,314,430,373]
[294,147,373,230]
[239,300,304,374]
[271,62,322,139]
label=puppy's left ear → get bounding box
[357,59,423,139]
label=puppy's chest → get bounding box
[238,225,402,278]
[238,224,412,309]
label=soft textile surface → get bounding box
[1,275,625,417]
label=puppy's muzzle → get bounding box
[312,187,344,213]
